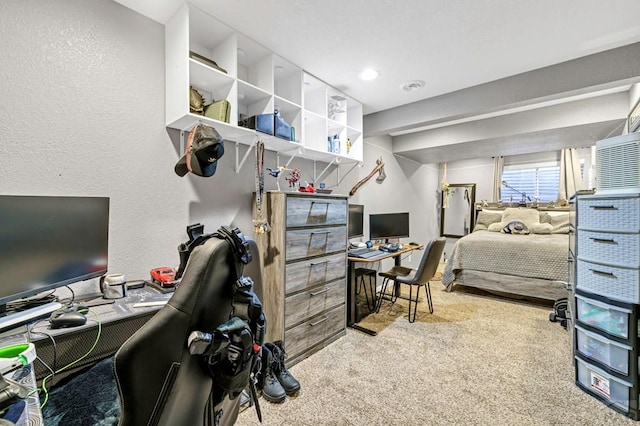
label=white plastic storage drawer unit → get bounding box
[576,356,639,417]
[575,293,635,341]
[577,195,640,233]
[575,324,634,376]
[577,260,640,304]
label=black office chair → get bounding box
[375,237,446,323]
[114,232,263,426]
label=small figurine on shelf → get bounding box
[346,138,352,154]
[298,182,315,193]
[285,168,301,189]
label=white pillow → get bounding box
[501,208,540,227]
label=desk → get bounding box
[347,244,423,335]
[28,286,171,382]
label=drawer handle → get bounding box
[311,201,330,205]
[310,260,329,267]
[310,288,329,296]
[589,205,617,210]
[309,317,328,326]
[589,237,617,244]
[311,231,330,235]
[589,268,616,278]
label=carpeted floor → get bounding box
[236,280,637,426]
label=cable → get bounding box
[28,320,58,377]
[37,308,102,409]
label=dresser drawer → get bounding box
[577,259,640,304]
[576,324,634,377]
[286,196,347,227]
[578,196,640,232]
[284,304,345,359]
[285,253,346,294]
[575,293,634,340]
[285,226,347,261]
[578,230,640,268]
[285,279,346,328]
[575,356,634,413]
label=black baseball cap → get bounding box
[174,124,225,177]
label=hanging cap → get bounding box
[175,124,225,177]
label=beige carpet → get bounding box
[236,280,637,425]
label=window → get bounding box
[501,163,560,203]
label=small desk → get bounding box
[347,243,423,335]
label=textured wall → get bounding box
[0,0,187,291]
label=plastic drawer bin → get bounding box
[576,259,640,304]
[576,293,632,340]
[576,357,634,412]
[576,324,633,376]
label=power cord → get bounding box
[34,308,103,409]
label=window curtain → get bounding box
[492,156,504,202]
[558,148,582,203]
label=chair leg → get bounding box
[408,284,421,323]
[425,282,433,314]
[361,275,374,311]
[375,278,391,313]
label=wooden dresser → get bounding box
[256,191,348,365]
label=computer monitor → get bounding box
[348,204,364,238]
[369,212,410,243]
[0,195,110,312]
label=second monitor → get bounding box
[369,212,409,243]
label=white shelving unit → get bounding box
[165,3,363,165]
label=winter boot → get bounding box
[257,345,286,403]
[266,341,301,396]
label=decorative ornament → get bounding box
[253,140,270,235]
[349,157,386,196]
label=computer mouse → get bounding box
[49,310,87,329]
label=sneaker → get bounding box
[257,346,286,403]
[266,341,301,396]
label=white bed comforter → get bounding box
[442,230,568,288]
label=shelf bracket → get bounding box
[314,158,339,184]
[235,137,258,174]
[337,162,362,186]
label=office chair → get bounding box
[114,233,264,426]
[375,237,446,323]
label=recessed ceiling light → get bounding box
[358,68,379,81]
[401,80,425,91]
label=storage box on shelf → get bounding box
[255,192,348,366]
[573,192,640,420]
[165,3,362,163]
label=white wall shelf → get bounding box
[165,3,363,164]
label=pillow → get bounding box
[539,212,552,224]
[550,213,570,234]
[501,208,540,227]
[529,222,553,234]
[487,222,504,232]
[502,221,530,235]
[474,211,503,231]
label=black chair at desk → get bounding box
[376,237,445,323]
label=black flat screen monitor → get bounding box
[0,195,109,310]
[369,212,410,243]
[348,204,364,238]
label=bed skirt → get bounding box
[445,269,568,301]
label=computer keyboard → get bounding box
[349,248,382,259]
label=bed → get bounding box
[442,206,570,301]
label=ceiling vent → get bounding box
[596,133,640,194]
[401,80,425,92]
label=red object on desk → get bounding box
[149,267,177,287]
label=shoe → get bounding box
[266,341,301,396]
[257,346,286,403]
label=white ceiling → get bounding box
[115,0,640,162]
